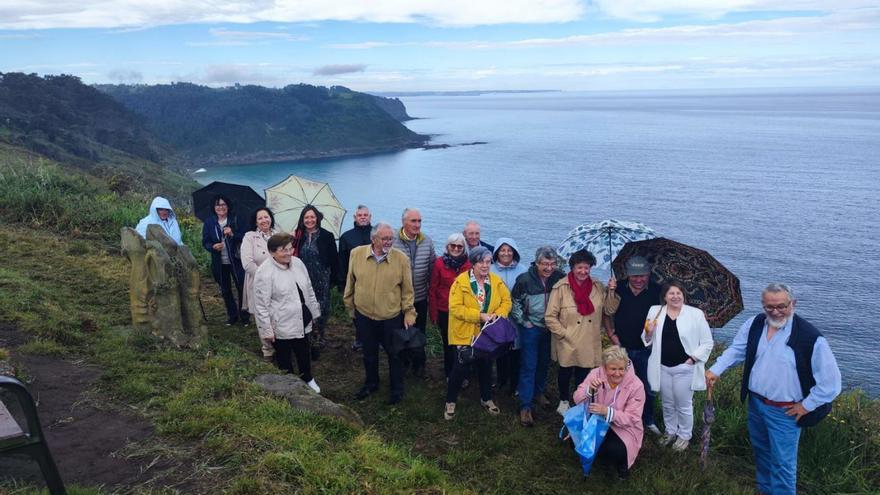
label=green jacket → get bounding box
[510,265,565,328]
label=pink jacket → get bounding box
[573,361,645,469]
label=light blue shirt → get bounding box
[709,313,841,412]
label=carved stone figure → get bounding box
[121,226,207,347]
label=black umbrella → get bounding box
[192,181,265,226]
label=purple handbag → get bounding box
[472,317,517,356]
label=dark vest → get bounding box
[741,313,831,427]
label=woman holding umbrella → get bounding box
[545,249,619,416]
[642,280,713,452]
[573,345,645,480]
[292,205,339,359]
[201,195,247,326]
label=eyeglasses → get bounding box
[449,244,465,250]
[378,236,394,242]
[215,203,228,208]
[763,302,791,312]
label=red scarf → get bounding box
[567,272,595,316]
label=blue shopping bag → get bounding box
[559,403,611,475]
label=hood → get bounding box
[147,196,176,220]
[492,237,521,264]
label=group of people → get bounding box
[136,196,842,493]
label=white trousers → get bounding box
[660,363,695,440]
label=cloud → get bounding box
[331,8,880,50]
[0,0,585,30]
[313,64,367,76]
[590,0,877,22]
[0,33,39,39]
[190,63,301,86]
[187,27,308,46]
[107,68,143,82]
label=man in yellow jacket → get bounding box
[344,222,417,405]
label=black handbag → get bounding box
[296,283,313,328]
[391,326,426,355]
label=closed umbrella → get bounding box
[612,237,743,328]
[192,181,265,225]
[700,386,716,470]
[264,175,347,237]
[557,219,657,271]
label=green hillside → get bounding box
[99,82,427,165]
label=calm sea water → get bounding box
[198,89,880,395]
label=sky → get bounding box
[1,1,878,92]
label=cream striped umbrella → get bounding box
[265,175,347,238]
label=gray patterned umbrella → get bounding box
[557,219,657,269]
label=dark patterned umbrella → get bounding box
[611,237,743,327]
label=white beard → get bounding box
[766,309,794,328]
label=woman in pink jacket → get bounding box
[573,345,646,480]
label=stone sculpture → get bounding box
[121,226,206,347]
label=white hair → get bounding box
[370,222,393,239]
[446,232,465,245]
[401,207,420,222]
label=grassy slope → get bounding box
[1,145,878,494]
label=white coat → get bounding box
[642,304,713,392]
[253,257,321,340]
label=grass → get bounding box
[1,144,878,494]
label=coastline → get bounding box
[187,139,429,168]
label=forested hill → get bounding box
[0,72,167,167]
[98,83,426,165]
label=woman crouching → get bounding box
[573,346,645,480]
[253,233,322,393]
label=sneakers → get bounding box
[556,400,571,416]
[307,379,321,394]
[671,437,689,452]
[444,402,456,420]
[519,409,534,427]
[481,399,501,415]
[646,423,662,436]
[657,433,675,447]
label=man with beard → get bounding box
[706,283,841,495]
[339,205,373,351]
[344,222,416,405]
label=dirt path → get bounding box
[0,324,188,493]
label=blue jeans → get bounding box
[748,394,801,495]
[626,347,656,426]
[517,325,551,411]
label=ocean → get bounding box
[197,88,880,395]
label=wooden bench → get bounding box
[0,375,66,495]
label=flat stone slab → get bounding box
[254,374,363,428]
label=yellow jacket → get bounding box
[447,271,512,346]
[343,245,417,324]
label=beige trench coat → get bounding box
[545,277,620,368]
[240,229,276,312]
